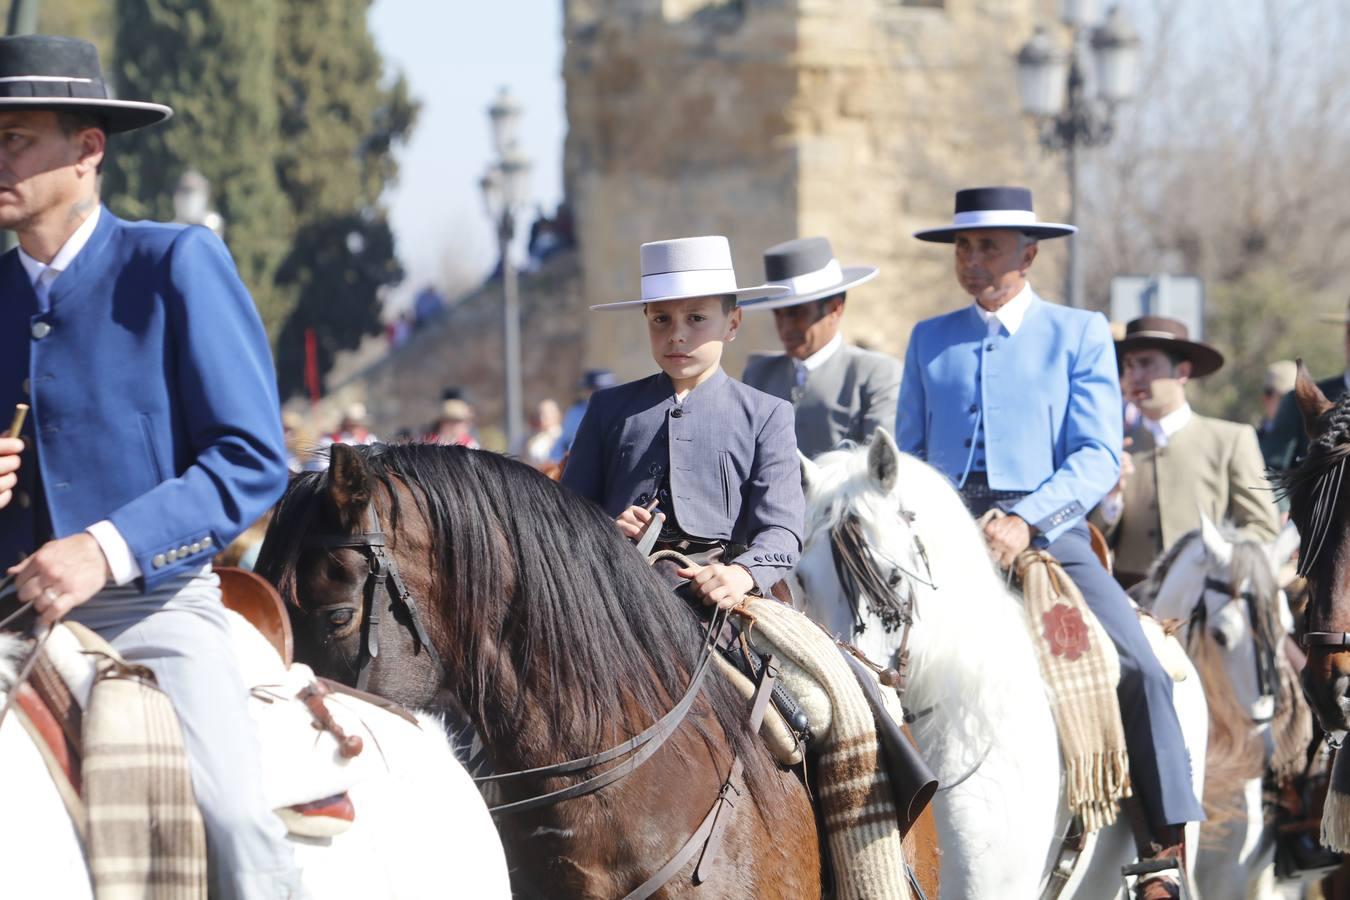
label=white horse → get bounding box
[0,612,511,899]
[793,430,1208,899]
[1136,517,1304,900]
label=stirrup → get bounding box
[1121,855,1189,900]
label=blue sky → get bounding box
[368,0,566,311]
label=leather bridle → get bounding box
[1190,575,1280,723]
[302,506,443,692]
[827,508,936,709]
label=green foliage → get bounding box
[100,0,416,396]
[1190,269,1343,424]
[270,0,418,397]
[104,0,290,327]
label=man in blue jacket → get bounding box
[0,36,301,897]
[899,187,1201,900]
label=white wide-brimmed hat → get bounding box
[739,236,878,312]
[590,235,789,311]
[913,186,1076,243]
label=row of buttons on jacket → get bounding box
[151,535,214,569]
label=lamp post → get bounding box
[1016,3,1140,307]
[172,169,225,237]
[481,87,531,453]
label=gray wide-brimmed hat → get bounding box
[914,186,1075,243]
[590,235,789,311]
[0,35,172,133]
[738,236,879,312]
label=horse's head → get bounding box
[255,443,445,710]
[1142,515,1288,722]
[1281,362,1350,731]
[795,430,936,660]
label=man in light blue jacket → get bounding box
[899,187,1201,899]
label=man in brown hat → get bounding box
[1093,316,1280,587]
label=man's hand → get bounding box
[1114,437,1134,492]
[9,533,113,624]
[983,514,1033,569]
[0,436,22,509]
[676,561,755,610]
[616,504,662,540]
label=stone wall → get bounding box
[318,251,587,447]
[564,0,1068,377]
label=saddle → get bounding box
[9,577,388,848]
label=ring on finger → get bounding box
[42,587,59,604]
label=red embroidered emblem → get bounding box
[1042,603,1090,661]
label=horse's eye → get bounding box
[327,609,355,629]
[1211,628,1229,649]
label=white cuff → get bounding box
[86,520,142,586]
[1098,494,1125,526]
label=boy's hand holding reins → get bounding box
[677,561,755,610]
[616,504,657,540]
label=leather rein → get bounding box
[1189,575,1280,723]
[303,510,776,898]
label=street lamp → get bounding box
[172,169,225,237]
[480,87,532,453]
[1016,5,1140,307]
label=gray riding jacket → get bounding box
[560,368,804,594]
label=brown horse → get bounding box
[1277,364,1350,732]
[254,442,821,898]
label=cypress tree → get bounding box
[270,0,418,398]
[104,0,291,329]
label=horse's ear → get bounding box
[1198,511,1233,569]
[866,428,900,494]
[327,443,373,532]
[1294,358,1334,439]
[799,452,821,493]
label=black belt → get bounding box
[959,472,1029,504]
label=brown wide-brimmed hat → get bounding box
[1115,316,1224,378]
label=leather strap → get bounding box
[619,657,777,900]
[485,616,722,815]
[1301,631,1350,649]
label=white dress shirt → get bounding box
[792,332,844,386]
[18,206,142,586]
[1099,402,1194,525]
[973,281,1034,336]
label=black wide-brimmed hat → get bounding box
[738,236,879,312]
[914,186,1076,243]
[0,35,172,133]
[1116,315,1225,378]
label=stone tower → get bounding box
[564,0,1066,379]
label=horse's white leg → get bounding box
[925,702,1061,898]
[0,718,92,899]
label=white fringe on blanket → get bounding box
[736,597,911,900]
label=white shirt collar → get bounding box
[18,205,102,288]
[972,281,1034,336]
[797,332,843,373]
[1143,402,1193,448]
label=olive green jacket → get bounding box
[1091,412,1281,580]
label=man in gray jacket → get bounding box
[742,236,902,458]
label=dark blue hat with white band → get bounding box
[913,186,1076,243]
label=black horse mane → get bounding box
[1273,395,1350,579]
[260,443,774,791]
